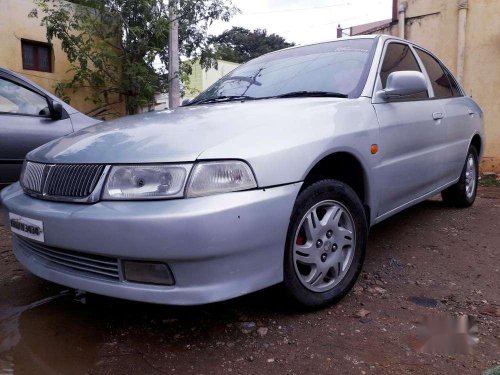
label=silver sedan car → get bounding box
[0,35,484,308]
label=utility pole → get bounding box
[168,0,180,108]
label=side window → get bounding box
[415,49,454,99]
[0,78,49,116]
[380,43,428,99]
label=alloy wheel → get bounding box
[292,200,356,292]
[465,154,476,199]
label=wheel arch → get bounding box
[470,133,482,158]
[301,151,372,223]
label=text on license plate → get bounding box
[9,213,45,242]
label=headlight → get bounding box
[186,161,257,197]
[102,164,190,200]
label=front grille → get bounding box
[15,235,121,281]
[22,161,107,202]
[45,164,106,197]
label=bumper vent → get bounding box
[15,235,120,281]
[21,161,108,202]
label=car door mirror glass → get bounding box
[39,106,51,117]
[380,71,428,100]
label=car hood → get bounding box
[28,98,345,164]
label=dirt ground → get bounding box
[0,187,499,375]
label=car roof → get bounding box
[269,34,423,55]
[0,67,13,75]
[264,35,379,55]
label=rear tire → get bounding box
[284,179,367,309]
[441,146,478,207]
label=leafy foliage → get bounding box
[211,27,295,64]
[30,0,237,116]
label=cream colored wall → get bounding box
[463,0,500,172]
[0,0,125,118]
[367,0,500,172]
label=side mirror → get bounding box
[48,100,64,120]
[379,71,428,100]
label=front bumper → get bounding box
[0,182,301,305]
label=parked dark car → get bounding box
[0,67,100,189]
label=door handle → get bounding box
[432,112,444,120]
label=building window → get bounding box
[21,40,52,73]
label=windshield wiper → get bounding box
[188,95,256,106]
[271,91,348,99]
[187,91,348,106]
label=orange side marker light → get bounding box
[371,144,379,155]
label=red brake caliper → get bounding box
[296,235,306,246]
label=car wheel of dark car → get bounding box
[442,145,479,207]
[284,179,367,309]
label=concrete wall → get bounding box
[353,0,500,172]
[0,0,125,119]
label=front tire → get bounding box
[284,179,367,309]
[442,146,479,207]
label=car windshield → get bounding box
[191,38,376,105]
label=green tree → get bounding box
[30,0,237,116]
[211,27,294,64]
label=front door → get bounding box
[372,42,448,216]
[0,75,73,187]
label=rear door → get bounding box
[0,73,73,187]
[372,41,448,216]
[414,48,473,183]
